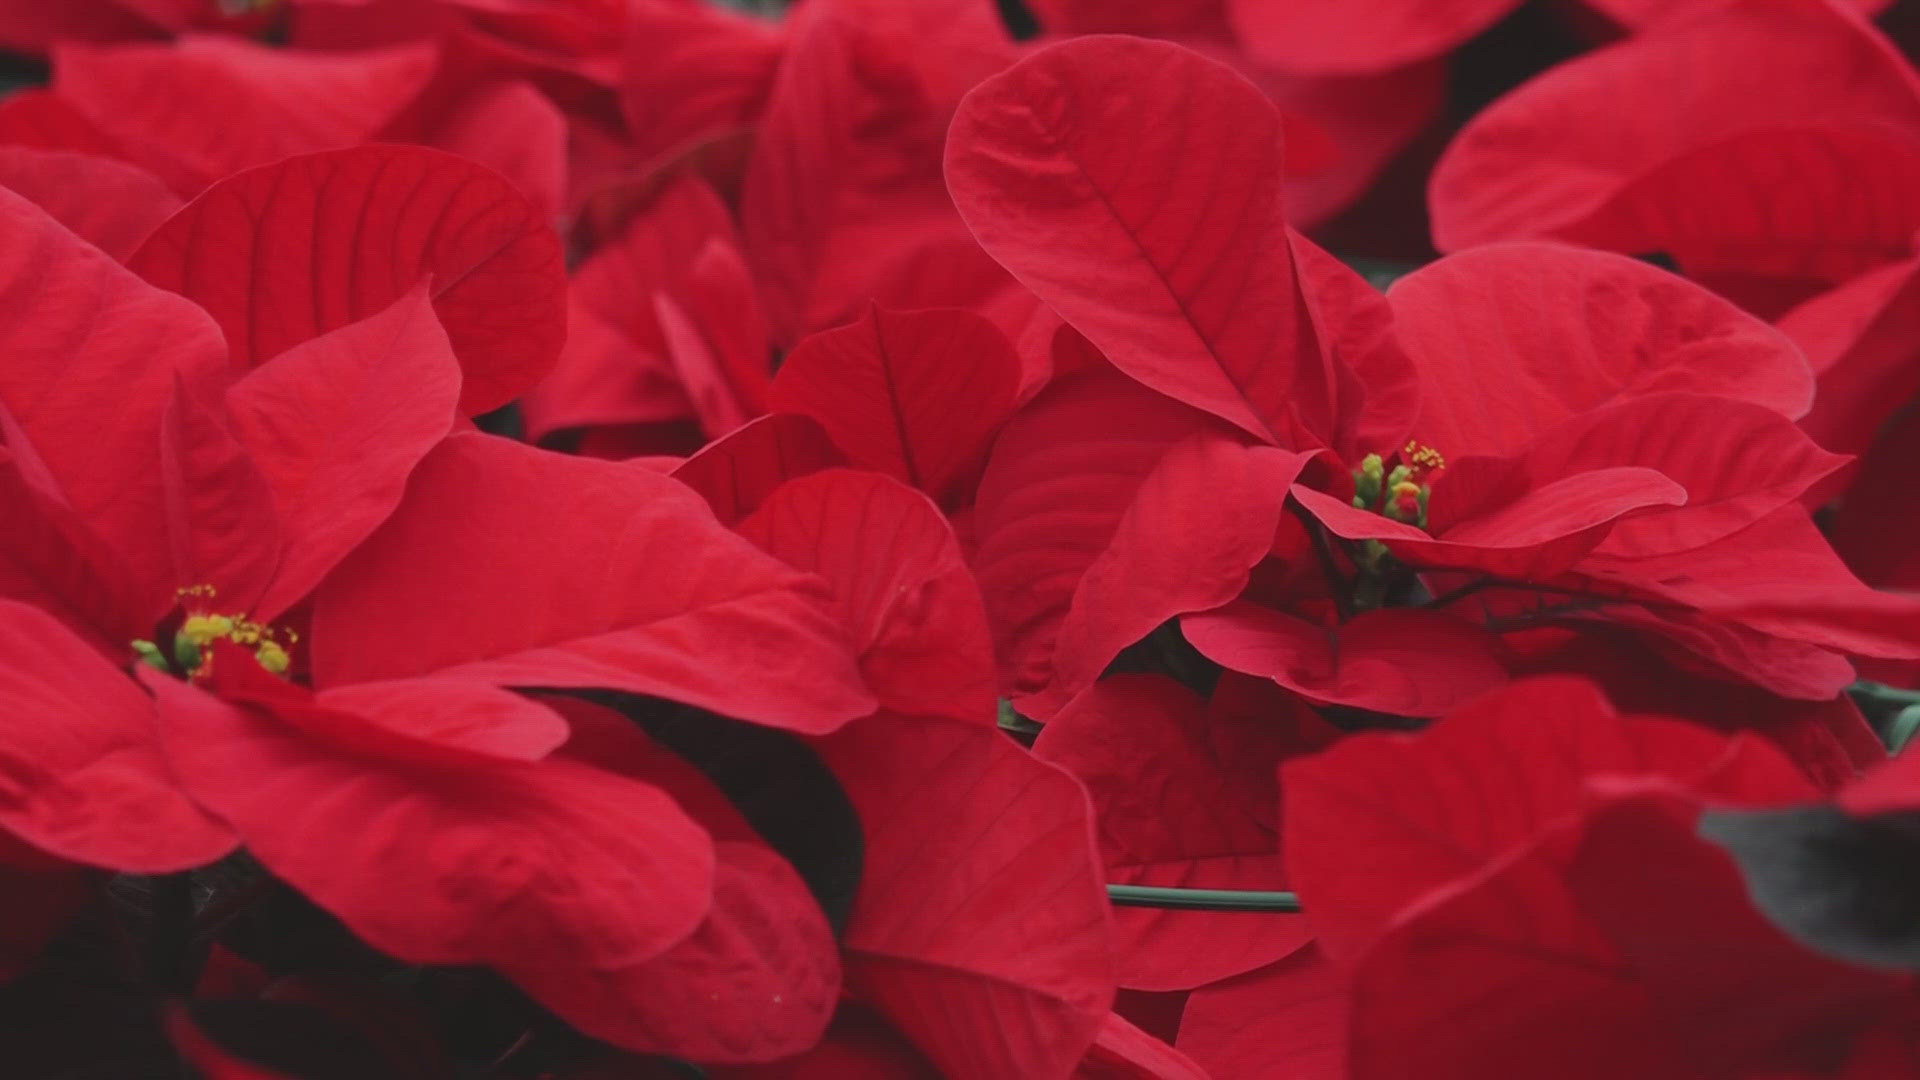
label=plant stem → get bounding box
[1106,884,1303,913]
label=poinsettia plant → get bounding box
[0,0,1918,1077]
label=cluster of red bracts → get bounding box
[1,0,1920,1077]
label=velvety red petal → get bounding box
[1350,790,1905,1079]
[145,658,721,1052]
[157,375,283,611]
[946,35,1334,447]
[1226,0,1522,74]
[1178,947,1348,1080]
[970,367,1233,705]
[0,146,179,259]
[1829,405,1920,591]
[1294,465,1687,580]
[0,0,159,53]
[1430,1,1920,257]
[1261,62,1448,230]
[1588,0,1891,27]
[1577,507,1920,659]
[670,412,848,528]
[550,701,842,1062]
[1521,394,1846,559]
[742,0,1012,343]
[1557,125,1920,307]
[310,432,875,733]
[1780,255,1920,461]
[0,599,234,871]
[129,143,566,415]
[767,306,1020,509]
[1291,231,1420,462]
[1032,436,1307,718]
[0,183,226,604]
[620,0,784,168]
[1282,676,1815,964]
[652,290,754,440]
[704,1003,941,1079]
[54,36,437,192]
[520,291,693,445]
[1510,625,1886,792]
[1074,1011,1209,1080]
[314,679,569,761]
[0,88,123,158]
[0,446,155,646]
[1025,0,1231,37]
[1391,243,1814,458]
[815,711,1115,1079]
[427,78,567,220]
[525,173,743,440]
[737,469,997,726]
[1186,602,1509,718]
[1034,675,1320,991]
[224,286,461,621]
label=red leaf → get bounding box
[1430,1,1920,265]
[157,374,283,612]
[129,144,566,415]
[427,78,567,220]
[1225,0,1520,74]
[970,367,1248,710]
[671,412,848,528]
[1350,790,1906,1080]
[524,174,751,441]
[0,599,234,871]
[1291,231,1419,461]
[1559,125,1920,301]
[1185,603,1509,718]
[619,0,783,168]
[947,36,1334,447]
[1074,1011,1209,1080]
[54,36,437,192]
[552,701,841,1062]
[224,286,461,621]
[146,658,720,1053]
[767,305,1021,508]
[310,433,875,733]
[1293,464,1687,580]
[1393,244,1814,459]
[742,0,1013,342]
[1781,254,1920,460]
[704,1003,941,1079]
[0,443,154,645]
[1830,405,1920,590]
[0,146,179,259]
[1034,675,1320,990]
[315,680,569,761]
[1589,0,1891,25]
[0,88,123,158]
[0,183,226,604]
[736,470,997,725]
[520,291,693,445]
[1282,676,1817,965]
[1033,435,1307,718]
[0,1,159,54]
[1178,947,1348,1080]
[815,711,1115,1079]
[1577,507,1920,659]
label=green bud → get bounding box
[131,639,169,672]
[1353,453,1385,508]
[170,630,203,673]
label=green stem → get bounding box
[1106,884,1303,913]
